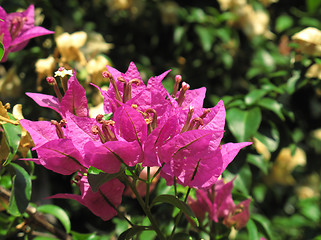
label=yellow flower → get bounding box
[0,67,22,98]
[217,0,246,11]
[253,137,271,160]
[266,147,306,185]
[12,104,35,158]
[35,55,56,91]
[86,56,110,85]
[305,63,321,79]
[296,173,320,199]
[235,5,274,39]
[85,32,113,56]
[55,31,87,65]
[292,27,321,56]
[0,102,18,125]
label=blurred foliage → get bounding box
[1,0,321,239]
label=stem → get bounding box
[123,176,166,240]
[0,186,71,240]
[169,187,191,240]
[174,177,177,197]
[145,167,151,206]
[150,164,164,182]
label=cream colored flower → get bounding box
[217,0,246,11]
[253,137,271,160]
[311,128,321,140]
[305,63,321,79]
[292,27,321,56]
[35,55,56,91]
[235,5,274,39]
[267,147,306,185]
[86,55,110,85]
[0,102,18,125]
[12,104,35,157]
[54,67,73,78]
[106,0,145,18]
[55,31,87,65]
[296,173,320,199]
[0,67,22,99]
[85,32,113,56]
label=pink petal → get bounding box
[85,140,142,172]
[50,177,124,221]
[25,92,60,114]
[179,87,207,109]
[220,142,252,171]
[143,115,179,167]
[60,74,89,117]
[201,100,226,132]
[20,119,60,148]
[188,147,223,189]
[65,112,99,159]
[159,129,219,164]
[223,198,251,230]
[213,179,235,221]
[10,26,54,48]
[113,105,147,144]
[36,139,85,175]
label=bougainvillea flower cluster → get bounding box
[20,62,251,220]
[188,178,251,230]
[0,5,54,62]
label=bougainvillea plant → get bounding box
[20,62,251,239]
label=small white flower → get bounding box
[54,67,73,78]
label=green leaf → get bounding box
[102,113,113,121]
[257,98,285,120]
[287,70,301,94]
[8,163,31,216]
[150,194,199,226]
[37,204,71,233]
[174,26,186,44]
[254,124,279,152]
[306,0,321,13]
[246,154,268,175]
[247,219,259,240]
[2,113,21,166]
[297,198,321,222]
[0,42,4,61]
[118,226,152,240]
[194,25,215,52]
[71,231,98,240]
[245,89,269,106]
[252,214,274,240]
[275,15,293,33]
[233,164,252,195]
[226,107,262,142]
[87,166,104,175]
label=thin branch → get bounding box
[0,185,72,240]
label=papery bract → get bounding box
[0,5,54,62]
[50,176,124,221]
[26,73,89,118]
[113,105,147,144]
[190,178,251,229]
